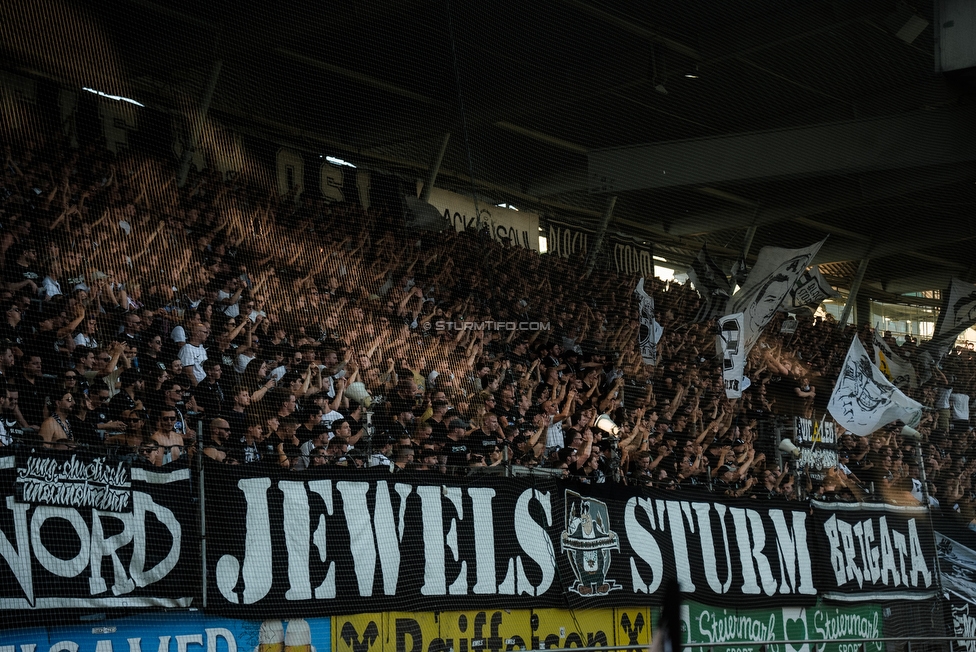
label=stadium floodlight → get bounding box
[594,414,620,436]
[326,156,356,168]
[81,87,144,107]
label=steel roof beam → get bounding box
[587,107,976,194]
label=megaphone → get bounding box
[344,381,373,408]
[594,414,620,436]
[900,425,922,440]
[778,439,801,458]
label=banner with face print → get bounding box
[728,240,824,355]
[827,336,923,436]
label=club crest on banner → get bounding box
[561,490,620,596]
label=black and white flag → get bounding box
[728,239,825,355]
[931,277,976,351]
[872,329,917,390]
[635,278,663,366]
[718,313,746,398]
[779,266,840,314]
[828,336,923,436]
[687,244,731,322]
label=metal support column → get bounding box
[584,195,617,277]
[741,220,758,260]
[177,59,223,188]
[837,256,870,329]
[419,132,451,203]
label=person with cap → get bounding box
[438,417,472,475]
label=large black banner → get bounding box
[203,464,940,618]
[0,451,196,610]
[0,455,941,614]
[809,501,937,602]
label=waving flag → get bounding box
[718,313,746,398]
[872,329,917,390]
[728,239,825,355]
[635,278,663,366]
[687,244,731,322]
[828,336,923,436]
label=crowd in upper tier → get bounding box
[1,132,975,516]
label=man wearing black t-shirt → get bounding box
[4,242,40,294]
[437,418,471,475]
[427,399,450,445]
[295,406,328,446]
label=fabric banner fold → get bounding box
[687,244,731,322]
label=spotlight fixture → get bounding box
[654,84,668,95]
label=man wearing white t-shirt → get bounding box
[179,324,209,387]
[216,276,244,318]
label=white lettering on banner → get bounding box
[0,489,181,605]
[613,243,654,278]
[547,224,588,259]
[696,610,778,647]
[952,601,976,652]
[16,455,131,512]
[215,480,556,603]
[798,448,839,474]
[813,608,880,642]
[823,514,931,589]
[625,500,815,598]
[320,164,344,204]
[2,628,238,652]
[794,418,836,446]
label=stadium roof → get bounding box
[3,0,975,303]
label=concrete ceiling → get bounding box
[3,0,974,301]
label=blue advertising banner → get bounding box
[0,613,331,652]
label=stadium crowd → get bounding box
[1,134,975,514]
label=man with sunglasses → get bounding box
[203,418,237,464]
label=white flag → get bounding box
[635,278,663,366]
[932,277,976,348]
[728,239,825,356]
[872,330,917,390]
[828,336,923,436]
[718,313,746,398]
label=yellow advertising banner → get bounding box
[332,607,652,652]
